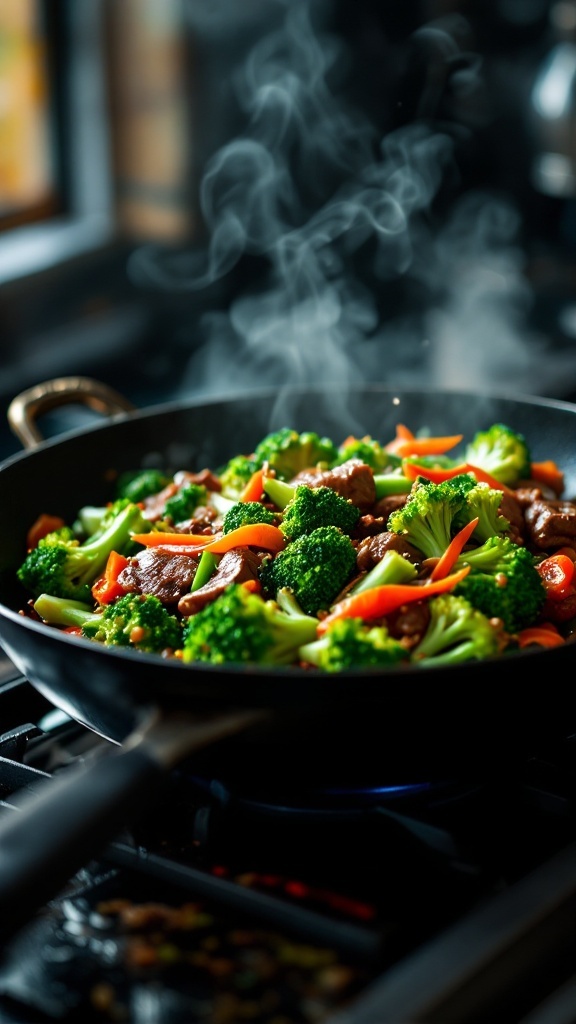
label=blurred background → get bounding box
[2,0,576,460]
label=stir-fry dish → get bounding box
[16,421,576,671]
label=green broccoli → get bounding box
[164,483,208,524]
[18,502,151,602]
[454,535,546,632]
[454,481,511,544]
[73,497,133,541]
[263,476,298,511]
[252,428,338,481]
[218,453,257,500]
[299,617,408,672]
[260,525,357,615]
[279,485,360,540]
[373,471,414,498]
[464,423,531,486]
[387,474,476,560]
[411,593,503,667]
[181,583,318,666]
[222,501,277,534]
[332,435,390,471]
[33,591,182,654]
[116,469,171,503]
[33,593,97,628]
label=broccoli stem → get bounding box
[33,594,99,628]
[373,474,413,498]
[262,477,295,510]
[348,549,418,597]
[191,551,219,592]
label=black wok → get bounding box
[0,376,574,942]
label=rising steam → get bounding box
[128,0,575,402]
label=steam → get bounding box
[128,0,575,404]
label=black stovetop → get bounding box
[0,647,575,1024]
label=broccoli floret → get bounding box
[181,583,318,666]
[464,423,531,486]
[218,454,257,500]
[387,474,476,560]
[222,501,278,534]
[454,481,510,543]
[411,593,504,667]
[252,428,338,481]
[116,469,171,503]
[164,483,208,524]
[82,593,182,653]
[332,435,391,471]
[33,591,182,653]
[260,525,357,615]
[18,502,151,602]
[454,535,546,632]
[279,485,360,540]
[299,617,408,672]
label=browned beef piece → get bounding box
[174,468,223,492]
[373,493,411,524]
[174,506,221,534]
[524,498,576,550]
[291,459,377,511]
[498,491,526,545]
[356,531,423,571]
[387,600,431,645]
[178,548,263,616]
[142,483,178,521]
[118,549,198,604]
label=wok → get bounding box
[0,376,574,942]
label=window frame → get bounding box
[0,0,115,286]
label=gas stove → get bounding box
[0,647,574,1024]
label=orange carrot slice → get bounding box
[317,565,471,634]
[430,517,479,581]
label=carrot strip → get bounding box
[516,623,565,648]
[402,460,470,483]
[91,550,130,605]
[317,565,471,634]
[131,523,286,555]
[384,423,415,454]
[239,468,266,503]
[430,517,479,581]
[26,513,66,550]
[530,460,565,495]
[401,458,516,498]
[392,434,463,459]
[535,553,575,601]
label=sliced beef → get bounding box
[178,548,263,616]
[387,600,431,645]
[291,459,377,511]
[524,498,576,550]
[174,468,223,492]
[498,490,526,545]
[356,531,423,572]
[118,549,198,604]
[373,493,410,523]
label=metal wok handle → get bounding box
[0,706,267,945]
[7,376,136,449]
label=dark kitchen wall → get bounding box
[2,0,576,462]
